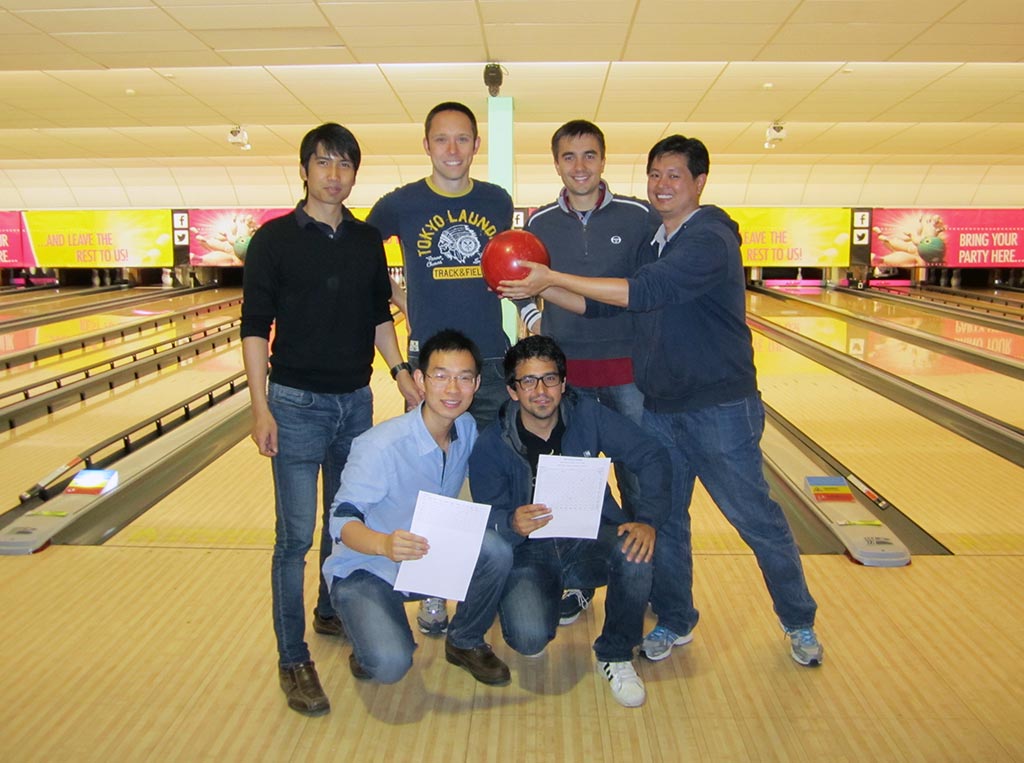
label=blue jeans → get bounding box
[574,382,645,518]
[409,353,506,432]
[330,530,512,683]
[269,382,373,666]
[499,522,653,662]
[642,394,817,635]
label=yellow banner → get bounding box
[350,206,404,267]
[24,209,173,268]
[726,208,850,268]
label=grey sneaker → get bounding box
[597,660,646,707]
[559,588,594,625]
[641,625,694,661]
[417,597,449,635]
[784,626,823,666]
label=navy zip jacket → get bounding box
[468,390,671,548]
[587,205,757,413]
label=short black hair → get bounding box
[419,329,482,375]
[299,123,361,197]
[300,122,361,172]
[503,335,566,387]
[550,119,606,160]
[424,101,479,140]
[646,134,710,178]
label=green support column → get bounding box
[487,95,519,342]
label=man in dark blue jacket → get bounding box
[469,335,671,707]
[497,135,823,669]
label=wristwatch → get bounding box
[390,361,413,380]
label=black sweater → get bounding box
[241,206,393,393]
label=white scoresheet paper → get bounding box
[393,490,490,602]
[529,454,610,540]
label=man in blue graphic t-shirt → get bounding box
[367,101,514,638]
[367,101,514,431]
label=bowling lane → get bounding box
[110,327,411,550]
[750,319,1024,555]
[0,306,241,406]
[0,287,241,370]
[0,340,244,511]
[0,286,88,307]
[749,291,1024,431]
[771,287,1024,361]
[0,286,150,321]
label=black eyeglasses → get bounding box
[513,373,562,390]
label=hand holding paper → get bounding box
[382,529,429,562]
[393,491,490,602]
[511,503,553,537]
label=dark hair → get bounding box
[419,329,482,375]
[503,335,567,387]
[550,119,606,160]
[300,123,361,172]
[299,123,361,197]
[646,134,710,178]
[424,101,478,140]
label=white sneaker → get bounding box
[597,660,646,708]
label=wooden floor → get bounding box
[1,548,1022,762]
[2,300,1023,761]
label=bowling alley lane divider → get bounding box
[0,374,251,554]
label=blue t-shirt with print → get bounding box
[367,178,513,359]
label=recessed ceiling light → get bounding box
[762,82,774,89]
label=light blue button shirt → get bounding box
[322,404,478,586]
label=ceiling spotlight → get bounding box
[764,121,786,149]
[227,125,250,147]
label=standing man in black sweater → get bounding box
[241,122,420,716]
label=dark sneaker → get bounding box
[416,597,449,635]
[312,611,345,637]
[279,661,330,716]
[349,652,371,681]
[559,588,594,626]
[444,641,510,686]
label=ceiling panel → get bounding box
[0,0,1016,209]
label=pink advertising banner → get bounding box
[0,211,29,268]
[188,208,290,266]
[871,208,1024,269]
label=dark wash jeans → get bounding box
[268,382,373,666]
[642,393,817,637]
[498,521,653,663]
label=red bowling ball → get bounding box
[481,230,550,291]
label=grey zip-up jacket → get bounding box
[526,186,655,362]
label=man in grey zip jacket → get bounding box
[525,120,655,523]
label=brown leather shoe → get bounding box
[444,641,510,686]
[349,652,371,681]
[312,611,346,637]
[279,661,330,716]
